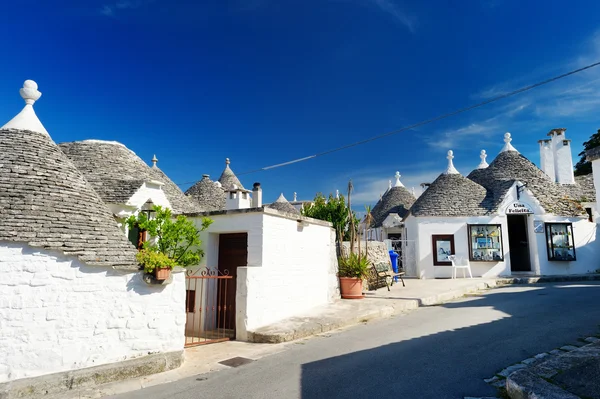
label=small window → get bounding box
[563,140,569,146]
[432,235,455,266]
[128,224,147,250]
[186,290,196,313]
[585,208,593,223]
[229,192,234,199]
[545,223,576,261]
[467,224,504,262]
[242,192,247,199]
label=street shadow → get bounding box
[300,283,600,399]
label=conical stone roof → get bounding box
[185,174,226,211]
[218,158,246,191]
[370,186,416,227]
[410,173,491,217]
[59,140,200,214]
[0,131,139,268]
[267,193,300,215]
[468,151,584,216]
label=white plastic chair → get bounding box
[448,255,473,279]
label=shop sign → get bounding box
[506,201,533,215]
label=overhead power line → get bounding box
[177,60,600,185]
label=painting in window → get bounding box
[432,235,455,266]
[467,224,504,262]
[545,223,576,261]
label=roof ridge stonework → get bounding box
[58,141,200,214]
[0,128,138,269]
[185,174,226,212]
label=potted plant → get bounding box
[126,205,213,282]
[338,252,369,299]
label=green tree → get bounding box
[126,205,213,268]
[574,129,600,176]
[301,192,359,244]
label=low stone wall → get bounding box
[340,241,391,266]
[340,241,392,290]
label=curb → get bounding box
[248,281,500,343]
[248,275,600,344]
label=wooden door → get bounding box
[217,233,248,332]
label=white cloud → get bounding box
[369,0,417,33]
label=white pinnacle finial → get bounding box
[411,187,416,196]
[477,150,489,169]
[444,150,460,174]
[501,132,518,153]
[394,171,404,187]
[151,154,158,167]
[225,157,231,166]
[2,80,48,136]
[336,189,339,199]
[293,192,297,201]
[388,180,392,189]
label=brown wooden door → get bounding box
[217,233,248,332]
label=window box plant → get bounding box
[126,205,213,283]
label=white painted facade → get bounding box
[111,181,172,223]
[405,181,599,279]
[0,243,186,383]
[186,208,337,341]
[539,129,575,184]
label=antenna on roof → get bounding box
[477,150,488,169]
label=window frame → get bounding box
[432,234,455,266]
[466,224,504,262]
[545,222,576,261]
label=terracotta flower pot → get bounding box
[154,267,171,281]
[339,277,364,299]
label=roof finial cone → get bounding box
[2,80,48,135]
[293,192,297,201]
[151,154,158,168]
[477,150,489,169]
[21,80,42,105]
[388,179,392,189]
[336,189,339,199]
[501,132,518,153]
[444,150,460,174]
[394,171,404,187]
[225,157,231,166]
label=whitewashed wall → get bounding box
[0,243,186,383]
[405,181,600,279]
[405,215,511,279]
[187,210,336,341]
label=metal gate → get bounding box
[184,268,235,347]
[387,239,417,277]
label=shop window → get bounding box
[432,234,455,266]
[545,223,576,261]
[467,224,504,262]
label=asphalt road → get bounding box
[108,282,600,399]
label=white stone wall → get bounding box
[539,140,555,181]
[187,210,336,341]
[0,243,186,383]
[405,182,599,279]
[553,138,575,184]
[405,215,511,279]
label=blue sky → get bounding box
[1,1,600,210]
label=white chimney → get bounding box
[548,128,575,184]
[539,139,555,181]
[252,182,262,208]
